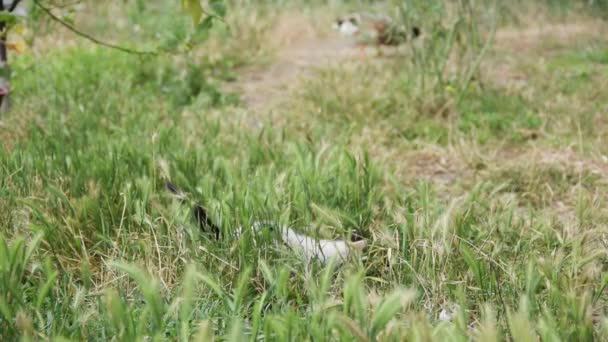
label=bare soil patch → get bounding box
[494,20,607,52]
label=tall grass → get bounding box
[395,0,496,104]
[1,0,607,340]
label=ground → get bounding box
[1,1,608,340]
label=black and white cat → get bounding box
[165,181,367,264]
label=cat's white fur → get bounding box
[163,180,366,264]
[239,222,367,264]
[334,20,359,36]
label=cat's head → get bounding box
[333,14,360,36]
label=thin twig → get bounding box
[37,0,82,10]
[33,0,158,56]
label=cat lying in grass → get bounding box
[165,180,367,264]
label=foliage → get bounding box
[1,0,608,340]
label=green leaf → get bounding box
[104,289,132,339]
[227,318,245,342]
[196,271,224,298]
[258,260,274,284]
[344,272,366,324]
[594,272,608,304]
[507,297,536,342]
[370,288,416,338]
[47,184,75,215]
[179,265,199,341]
[24,232,44,267]
[111,262,165,329]
[460,244,481,283]
[232,267,252,314]
[194,17,213,44]
[196,16,214,34]
[61,11,76,26]
[183,0,203,25]
[0,295,12,319]
[334,313,368,342]
[317,258,337,302]
[210,0,226,17]
[0,11,18,28]
[35,270,58,309]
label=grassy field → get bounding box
[1,0,608,340]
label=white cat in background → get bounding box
[333,15,359,36]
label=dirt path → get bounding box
[494,20,607,52]
[232,36,359,115]
[233,18,607,116]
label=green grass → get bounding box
[1,0,608,340]
[458,88,542,143]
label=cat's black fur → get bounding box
[164,180,220,239]
[164,180,365,242]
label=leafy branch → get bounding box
[31,0,226,56]
[0,0,227,112]
[32,0,158,55]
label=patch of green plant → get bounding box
[12,46,239,112]
[458,88,541,143]
[552,47,608,67]
[399,117,448,144]
[487,163,601,208]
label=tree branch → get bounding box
[39,0,83,10]
[32,0,158,55]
